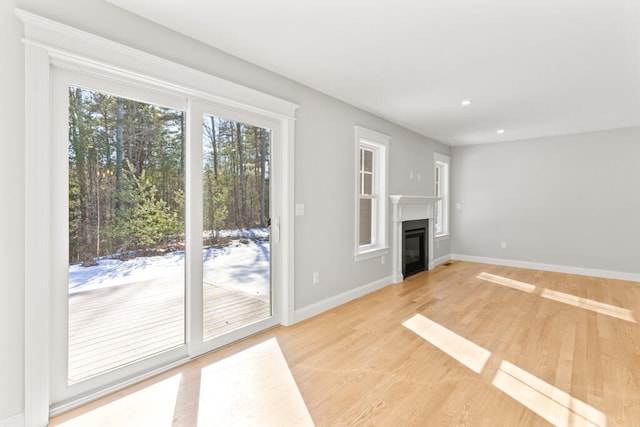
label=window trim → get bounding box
[434,152,451,238]
[354,126,390,262]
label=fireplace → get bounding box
[390,195,439,283]
[402,219,428,278]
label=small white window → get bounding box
[354,126,390,261]
[434,152,450,237]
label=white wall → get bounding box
[1,0,26,422]
[451,126,640,275]
[291,91,448,308]
[1,0,448,422]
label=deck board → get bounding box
[68,277,269,383]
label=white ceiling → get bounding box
[106,0,640,146]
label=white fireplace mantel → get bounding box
[390,195,440,283]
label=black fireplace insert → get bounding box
[402,219,428,278]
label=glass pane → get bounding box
[359,198,373,246]
[363,149,373,172]
[202,115,272,341]
[362,173,373,195]
[67,87,185,384]
[435,200,443,232]
[405,235,422,263]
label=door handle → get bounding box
[273,217,280,245]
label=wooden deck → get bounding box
[68,277,270,383]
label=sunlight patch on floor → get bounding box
[540,288,636,323]
[493,360,607,426]
[477,272,636,323]
[402,314,491,373]
[197,337,314,427]
[51,374,182,427]
[476,272,536,293]
[51,338,313,427]
[404,314,607,427]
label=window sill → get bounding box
[434,233,450,241]
[355,246,389,262]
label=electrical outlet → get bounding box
[501,241,507,249]
[313,272,319,284]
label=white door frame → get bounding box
[19,9,297,425]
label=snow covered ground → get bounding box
[69,231,270,297]
[203,240,270,297]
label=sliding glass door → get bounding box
[51,69,281,408]
[66,86,187,385]
[201,114,272,341]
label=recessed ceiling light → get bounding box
[497,129,505,134]
[461,99,472,106]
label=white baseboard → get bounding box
[431,254,452,269]
[294,275,393,323]
[451,254,640,283]
[0,413,24,427]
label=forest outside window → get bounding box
[354,126,389,262]
[66,85,187,384]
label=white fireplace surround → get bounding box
[390,195,440,283]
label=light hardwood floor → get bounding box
[51,261,640,426]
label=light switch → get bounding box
[295,203,305,216]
